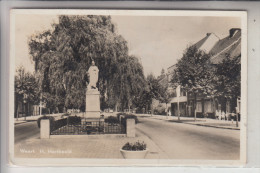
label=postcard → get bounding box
[9,9,247,166]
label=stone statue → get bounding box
[87,60,99,90]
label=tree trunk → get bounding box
[194,93,197,121]
[114,102,118,112]
[128,105,131,113]
[24,102,27,121]
[15,96,19,120]
[177,101,180,121]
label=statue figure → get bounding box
[87,60,99,90]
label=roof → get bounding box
[167,28,241,70]
[210,38,241,64]
[157,74,168,86]
[194,34,210,49]
[210,29,241,55]
[209,29,241,64]
[194,33,220,54]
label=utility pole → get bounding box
[23,93,27,121]
[40,93,42,116]
[177,99,180,121]
[176,85,181,121]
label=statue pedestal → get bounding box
[85,89,100,119]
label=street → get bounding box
[136,116,240,160]
[15,121,39,144]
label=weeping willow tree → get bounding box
[29,15,146,113]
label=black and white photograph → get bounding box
[9,10,247,166]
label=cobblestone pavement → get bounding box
[14,130,168,159]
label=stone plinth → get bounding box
[126,119,135,138]
[85,89,100,118]
[40,119,50,139]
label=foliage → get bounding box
[171,46,213,115]
[29,15,146,112]
[120,113,138,128]
[37,116,68,132]
[122,141,147,151]
[108,55,146,111]
[37,116,55,128]
[135,74,162,112]
[153,104,166,115]
[67,116,81,125]
[116,112,126,120]
[116,112,138,122]
[105,116,119,124]
[172,46,213,95]
[171,45,241,114]
[52,118,68,132]
[212,55,241,99]
[15,66,40,117]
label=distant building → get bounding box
[15,101,42,118]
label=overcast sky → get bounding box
[14,14,241,77]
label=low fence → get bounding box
[40,115,136,138]
[50,120,125,135]
[42,117,125,135]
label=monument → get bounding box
[85,60,101,118]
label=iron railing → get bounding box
[51,118,125,135]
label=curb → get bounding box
[145,116,240,130]
[15,120,37,125]
[182,122,240,130]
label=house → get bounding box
[15,101,41,118]
[168,28,241,118]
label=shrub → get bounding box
[116,112,126,121]
[120,113,138,128]
[52,118,68,131]
[37,116,68,132]
[153,106,166,115]
[122,141,146,151]
[42,108,50,115]
[67,116,81,125]
[105,116,119,124]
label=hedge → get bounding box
[105,116,119,124]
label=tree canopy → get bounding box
[15,66,39,117]
[212,55,241,99]
[171,45,241,113]
[172,46,213,96]
[29,15,146,112]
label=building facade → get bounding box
[167,28,241,118]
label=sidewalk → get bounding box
[14,130,168,159]
[136,114,240,130]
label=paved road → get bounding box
[15,121,40,144]
[136,116,240,160]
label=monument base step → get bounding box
[81,118,104,122]
[84,111,101,119]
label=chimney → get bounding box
[229,28,241,38]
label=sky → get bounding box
[14,14,241,77]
